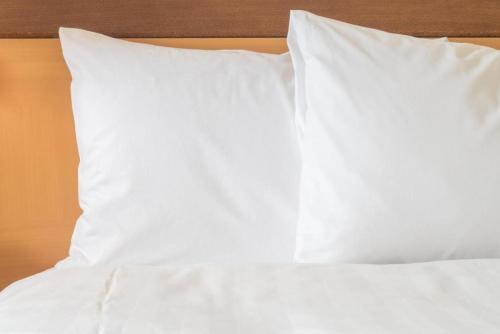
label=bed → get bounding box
[1,1,499,332]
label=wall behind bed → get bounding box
[1,0,500,290]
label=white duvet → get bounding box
[1,260,499,333]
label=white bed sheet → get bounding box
[1,260,499,333]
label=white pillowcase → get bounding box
[288,10,500,263]
[58,28,300,266]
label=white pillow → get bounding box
[58,28,300,266]
[288,10,500,263]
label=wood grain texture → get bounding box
[1,37,500,290]
[1,1,500,38]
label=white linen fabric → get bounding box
[1,260,500,333]
[58,28,300,266]
[288,10,500,263]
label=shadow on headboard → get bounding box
[1,0,499,38]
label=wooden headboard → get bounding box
[1,1,500,290]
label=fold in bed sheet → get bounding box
[1,260,499,333]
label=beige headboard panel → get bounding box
[1,37,500,289]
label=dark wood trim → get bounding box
[1,0,499,38]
